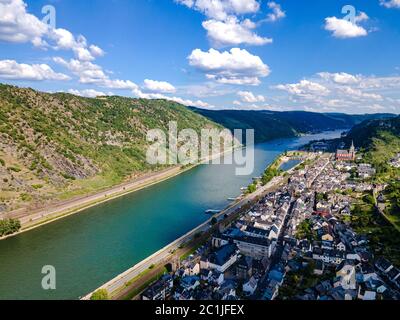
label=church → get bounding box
[336,141,356,161]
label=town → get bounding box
[140,145,400,301]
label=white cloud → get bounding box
[318,72,361,84]
[237,90,265,103]
[176,0,260,21]
[266,2,286,22]
[202,17,272,46]
[68,88,111,98]
[324,12,369,39]
[275,80,330,99]
[89,45,105,58]
[271,71,400,113]
[169,96,211,108]
[133,87,211,108]
[0,0,47,45]
[49,29,101,62]
[53,57,138,90]
[54,57,211,108]
[0,0,104,61]
[354,12,369,23]
[188,48,270,86]
[380,0,400,8]
[143,79,176,93]
[0,59,70,81]
[176,0,271,47]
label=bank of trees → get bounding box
[90,289,109,300]
[0,218,21,237]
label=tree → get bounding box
[246,183,257,194]
[363,193,376,206]
[210,217,218,226]
[295,219,316,241]
[0,218,21,237]
[90,289,109,300]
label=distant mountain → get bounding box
[190,109,297,142]
[345,116,400,149]
[0,84,220,213]
[192,108,397,143]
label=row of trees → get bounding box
[0,218,21,237]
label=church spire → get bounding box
[350,140,356,160]
[350,140,355,152]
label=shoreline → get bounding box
[0,147,239,241]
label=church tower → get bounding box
[349,140,356,160]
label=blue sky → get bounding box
[0,0,400,114]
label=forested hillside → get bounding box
[0,84,220,213]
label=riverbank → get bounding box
[0,147,238,241]
[0,166,183,240]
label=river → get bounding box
[0,131,341,300]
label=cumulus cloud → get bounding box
[318,72,361,84]
[133,87,211,108]
[0,59,70,81]
[49,29,103,62]
[275,80,330,99]
[380,0,400,8]
[0,0,47,45]
[68,88,111,98]
[176,0,260,21]
[176,0,272,47]
[202,17,272,46]
[54,57,212,107]
[266,2,286,22]
[188,48,270,86]
[271,72,400,113]
[324,12,369,38]
[169,96,211,108]
[53,57,138,89]
[237,91,265,103]
[0,0,104,61]
[143,79,176,93]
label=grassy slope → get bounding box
[0,84,221,212]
